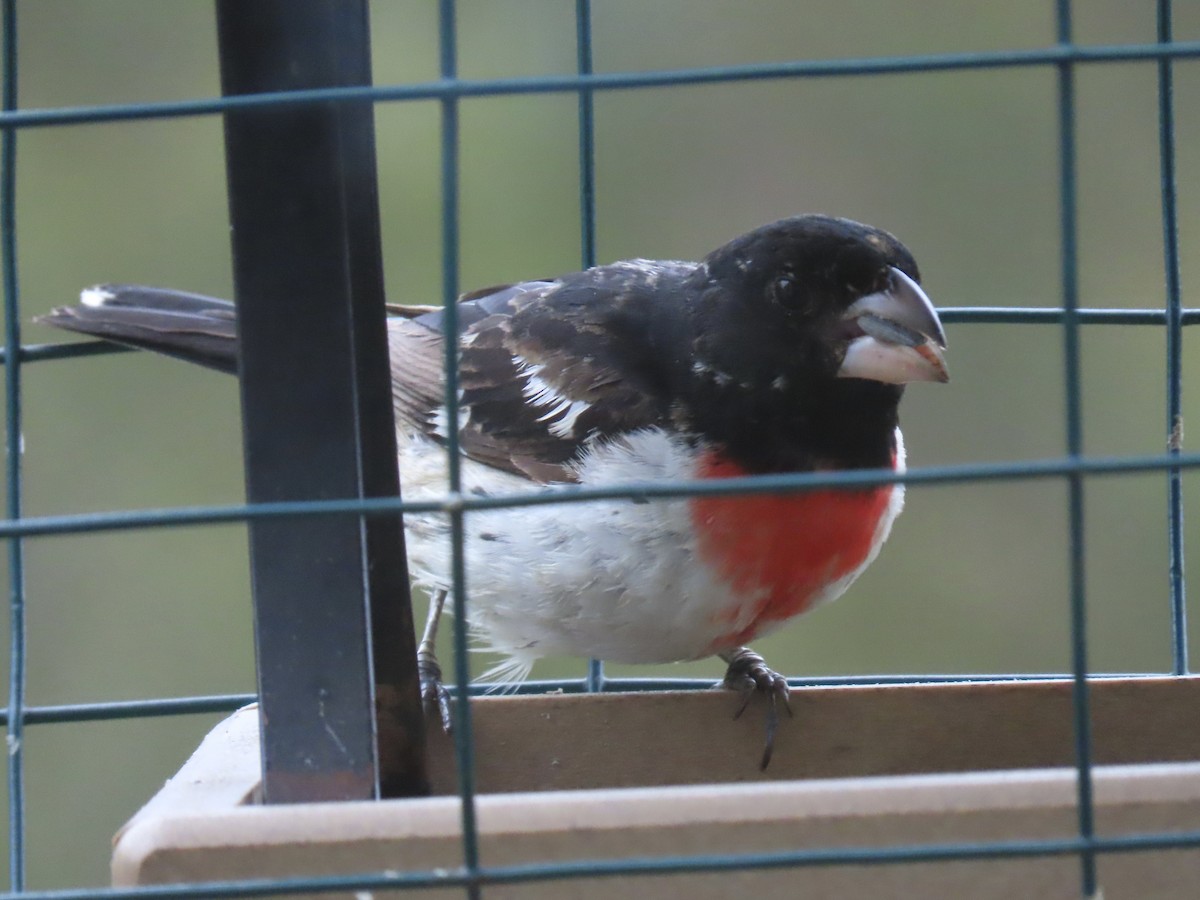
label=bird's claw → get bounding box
[721,646,792,770]
[418,643,454,734]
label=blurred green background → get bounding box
[4,0,1200,888]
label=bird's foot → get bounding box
[720,646,793,770]
[418,640,454,733]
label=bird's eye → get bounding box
[769,273,799,308]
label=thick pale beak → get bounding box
[838,267,949,384]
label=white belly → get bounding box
[399,429,763,678]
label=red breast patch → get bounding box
[690,450,894,651]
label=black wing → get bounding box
[39,262,699,485]
[390,261,698,483]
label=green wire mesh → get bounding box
[3,1,1200,897]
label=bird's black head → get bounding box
[680,214,948,471]
[707,214,921,303]
[692,215,944,384]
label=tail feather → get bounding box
[36,284,239,374]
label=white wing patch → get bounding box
[519,361,594,439]
[429,389,468,441]
[429,405,450,441]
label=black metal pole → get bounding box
[215,0,428,801]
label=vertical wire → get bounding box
[575,0,605,696]
[0,0,23,890]
[1055,0,1097,895]
[1156,0,1187,675]
[575,0,596,273]
[438,1,481,897]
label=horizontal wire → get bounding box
[3,826,1199,900]
[0,673,1183,727]
[14,340,131,363]
[0,40,1197,131]
[0,693,256,726]
[937,306,1200,325]
[12,304,1200,367]
[476,672,1197,694]
[0,450,1196,541]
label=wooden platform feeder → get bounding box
[113,677,1200,898]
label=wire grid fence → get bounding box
[2,0,1200,897]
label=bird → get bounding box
[37,214,947,769]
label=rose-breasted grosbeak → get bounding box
[39,214,947,768]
